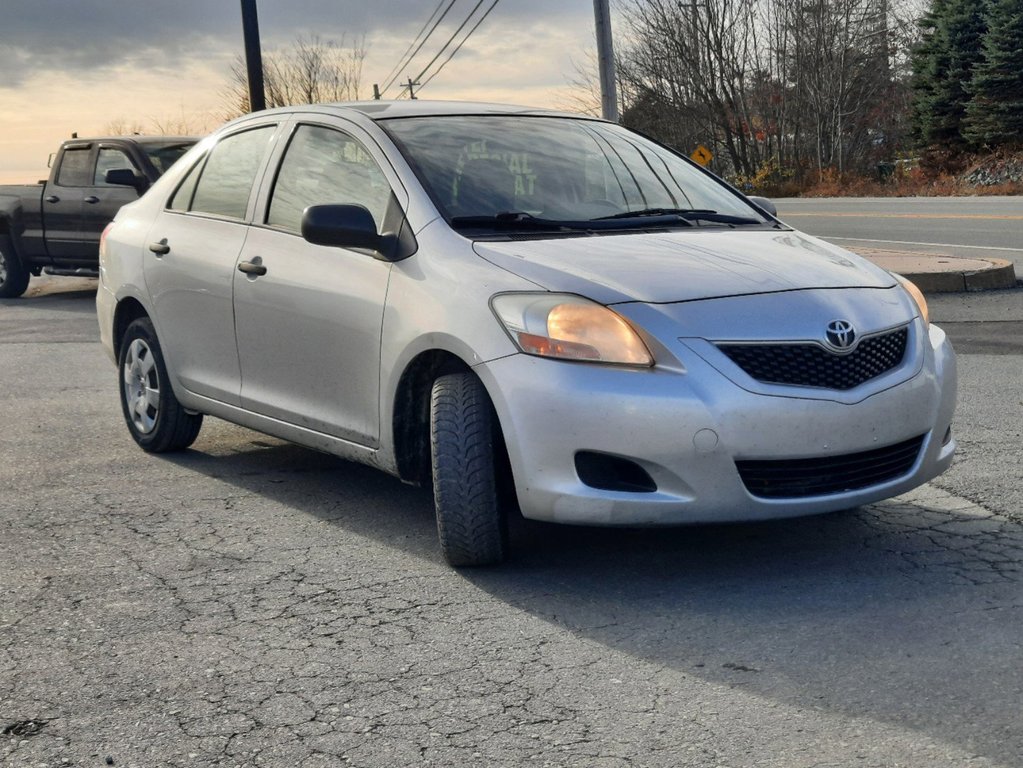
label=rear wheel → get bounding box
[118,317,202,452]
[430,372,508,566]
[0,235,30,298]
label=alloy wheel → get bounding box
[123,338,160,434]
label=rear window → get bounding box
[185,127,275,220]
[56,148,93,187]
[144,142,196,175]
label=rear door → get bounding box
[233,121,398,446]
[42,144,92,260]
[144,124,279,405]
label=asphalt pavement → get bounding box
[1,275,1022,767]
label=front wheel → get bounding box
[430,372,508,566]
[0,235,30,298]
[118,317,202,452]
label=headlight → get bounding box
[895,274,929,327]
[491,293,653,367]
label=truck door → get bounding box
[43,144,92,260]
[87,145,143,239]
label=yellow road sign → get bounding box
[691,145,713,167]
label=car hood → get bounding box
[472,229,897,304]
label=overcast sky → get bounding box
[0,0,600,183]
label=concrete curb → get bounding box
[854,249,1018,293]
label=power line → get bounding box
[378,0,446,93]
[379,0,458,97]
[411,0,488,85]
[417,0,500,92]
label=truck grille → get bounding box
[717,327,908,390]
[736,435,925,499]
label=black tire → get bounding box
[118,317,203,453]
[430,372,508,566]
[0,235,30,298]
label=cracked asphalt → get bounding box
[2,278,1022,767]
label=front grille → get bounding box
[736,435,925,499]
[717,327,908,390]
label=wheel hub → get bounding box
[123,339,159,434]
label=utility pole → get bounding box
[404,77,419,100]
[240,0,266,112]
[593,0,619,122]
[373,83,381,100]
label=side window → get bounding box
[189,126,275,219]
[56,148,93,187]
[267,125,393,235]
[168,155,206,212]
[95,148,138,186]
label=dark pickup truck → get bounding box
[0,135,196,297]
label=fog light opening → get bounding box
[575,451,657,493]
[942,425,953,446]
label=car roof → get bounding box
[252,100,602,122]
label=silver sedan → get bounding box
[97,102,956,566]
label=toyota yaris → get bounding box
[97,102,956,566]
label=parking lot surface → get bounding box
[2,279,1022,767]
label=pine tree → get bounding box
[911,0,988,149]
[910,0,951,145]
[964,0,1023,148]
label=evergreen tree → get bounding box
[910,0,951,146]
[911,0,988,149]
[964,0,1023,148]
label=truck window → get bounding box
[56,148,93,187]
[95,148,138,186]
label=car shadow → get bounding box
[166,429,1023,764]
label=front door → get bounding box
[233,123,396,446]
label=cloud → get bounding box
[0,0,599,183]
[0,0,595,88]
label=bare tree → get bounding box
[618,0,765,177]
[225,34,367,118]
[614,0,920,185]
[105,107,216,137]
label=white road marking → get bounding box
[819,236,1023,253]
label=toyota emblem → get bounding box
[825,320,857,350]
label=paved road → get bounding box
[2,278,1022,767]
[775,196,1023,275]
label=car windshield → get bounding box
[382,115,770,231]
[143,141,197,176]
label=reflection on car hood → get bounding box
[472,230,897,304]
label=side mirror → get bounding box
[302,204,382,251]
[105,168,149,194]
[748,195,777,218]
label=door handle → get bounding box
[148,239,170,255]
[84,196,100,204]
[45,195,60,204]
[238,258,267,277]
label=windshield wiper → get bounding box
[594,208,764,226]
[450,211,580,232]
[450,209,737,234]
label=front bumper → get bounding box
[475,323,956,526]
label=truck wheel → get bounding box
[118,317,203,453]
[430,372,508,567]
[0,235,30,298]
